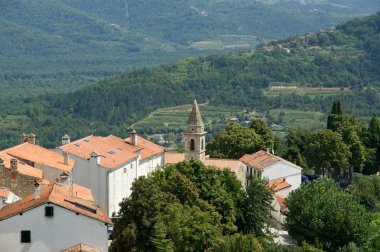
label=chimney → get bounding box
[62,134,71,145]
[34,180,40,199]
[21,133,27,143]
[28,133,36,144]
[131,130,138,146]
[90,151,100,165]
[10,158,18,172]
[63,151,69,165]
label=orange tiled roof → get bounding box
[124,135,165,160]
[164,153,242,173]
[268,178,291,192]
[60,135,140,169]
[164,152,185,164]
[0,152,43,179]
[0,189,11,198]
[205,158,241,173]
[4,143,74,172]
[71,183,94,202]
[61,243,100,252]
[275,195,287,210]
[240,150,283,171]
[0,184,111,223]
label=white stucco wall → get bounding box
[55,149,164,216]
[262,161,302,190]
[0,204,108,252]
[271,199,285,224]
[138,154,164,178]
[34,163,62,182]
[234,163,246,189]
[108,158,138,216]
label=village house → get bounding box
[2,136,75,184]
[0,184,111,252]
[55,132,165,215]
[0,152,48,198]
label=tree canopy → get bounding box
[285,179,371,251]
[110,160,273,251]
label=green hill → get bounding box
[0,12,379,149]
[0,0,378,99]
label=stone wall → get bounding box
[0,158,38,198]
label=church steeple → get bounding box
[184,100,206,162]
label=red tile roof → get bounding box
[60,135,150,169]
[4,143,74,172]
[0,184,111,224]
[0,189,11,198]
[268,178,291,192]
[275,195,288,210]
[205,158,241,173]
[164,152,185,164]
[124,135,165,160]
[240,150,283,171]
[71,183,94,202]
[0,152,43,179]
[61,243,100,252]
[164,153,241,173]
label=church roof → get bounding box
[187,100,203,126]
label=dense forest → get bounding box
[0,13,379,148]
[0,0,378,99]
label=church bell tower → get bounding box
[184,100,206,162]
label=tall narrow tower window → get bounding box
[190,139,195,151]
[201,139,204,150]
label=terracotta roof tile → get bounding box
[204,158,241,173]
[240,150,282,171]
[124,135,165,160]
[60,135,140,169]
[164,152,185,164]
[71,184,94,202]
[4,143,74,172]
[0,152,43,179]
[268,178,291,192]
[61,243,100,252]
[275,195,288,210]
[0,189,11,198]
[0,184,111,224]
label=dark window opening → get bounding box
[21,231,31,243]
[45,206,54,217]
[190,139,195,151]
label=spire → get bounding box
[187,100,203,126]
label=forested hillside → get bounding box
[0,0,378,99]
[0,13,379,149]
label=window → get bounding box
[130,164,133,169]
[21,231,31,243]
[190,139,195,151]
[124,168,127,174]
[45,206,54,217]
[201,139,204,150]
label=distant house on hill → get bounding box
[0,184,111,252]
[55,132,165,215]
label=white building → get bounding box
[55,132,165,215]
[0,184,111,252]
[240,150,302,191]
